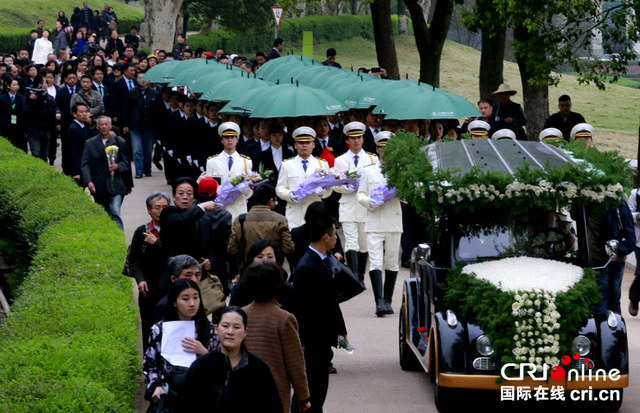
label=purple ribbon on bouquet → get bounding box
[248,178,269,189]
[370,185,396,204]
[215,180,243,207]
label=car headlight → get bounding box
[476,334,494,356]
[572,335,591,356]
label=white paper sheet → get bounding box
[161,320,197,367]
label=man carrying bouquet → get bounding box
[356,131,402,317]
[205,122,253,220]
[81,116,133,231]
[276,126,331,229]
[334,121,379,282]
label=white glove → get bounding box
[176,158,182,164]
[369,199,383,209]
[200,166,205,172]
[156,139,162,146]
[167,149,173,157]
[344,184,355,192]
[186,155,193,165]
[289,191,299,202]
[238,182,251,196]
[194,159,199,167]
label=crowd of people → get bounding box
[1,7,622,411]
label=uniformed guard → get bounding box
[570,122,594,149]
[205,121,253,219]
[334,121,379,281]
[357,131,402,317]
[468,120,490,140]
[538,127,563,145]
[491,128,517,140]
[276,126,331,229]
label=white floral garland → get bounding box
[423,180,623,206]
[463,257,584,371]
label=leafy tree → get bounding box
[184,0,273,32]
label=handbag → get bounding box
[326,254,365,303]
[199,273,226,315]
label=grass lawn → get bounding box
[0,0,142,30]
[281,35,639,158]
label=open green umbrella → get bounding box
[187,70,242,94]
[304,69,356,89]
[256,55,322,78]
[259,64,305,83]
[221,83,347,118]
[141,60,183,82]
[201,77,273,102]
[372,83,480,119]
[169,61,240,87]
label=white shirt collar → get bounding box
[349,149,364,159]
[74,119,85,128]
[308,246,326,261]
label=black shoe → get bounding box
[384,298,394,315]
[629,301,638,316]
[401,261,410,269]
[145,173,152,177]
[376,298,387,317]
[154,160,163,171]
[135,174,143,179]
[328,363,337,374]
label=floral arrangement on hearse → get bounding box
[382,132,632,374]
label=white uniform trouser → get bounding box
[367,232,401,271]
[342,222,368,252]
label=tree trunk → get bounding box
[479,21,506,100]
[404,0,454,87]
[398,1,408,35]
[514,28,548,141]
[370,0,400,80]
[350,0,358,14]
[198,19,216,35]
[140,0,184,51]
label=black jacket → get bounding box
[110,77,135,125]
[543,111,586,142]
[81,134,133,196]
[124,86,162,131]
[66,120,90,177]
[491,100,528,140]
[23,92,57,134]
[0,93,26,136]
[56,85,77,132]
[258,145,294,187]
[105,38,125,56]
[291,248,347,347]
[179,348,282,413]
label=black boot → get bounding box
[384,270,398,315]
[370,270,386,317]
[357,252,369,281]
[345,250,359,278]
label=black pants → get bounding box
[301,343,332,413]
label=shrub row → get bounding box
[0,138,139,412]
[0,18,142,53]
[187,14,411,55]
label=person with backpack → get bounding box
[587,198,636,315]
[627,188,640,316]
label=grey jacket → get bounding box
[70,89,104,119]
[53,30,68,51]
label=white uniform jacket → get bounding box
[206,151,253,219]
[334,150,379,223]
[356,163,403,233]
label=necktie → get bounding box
[353,154,359,167]
[98,85,104,98]
[321,139,326,148]
[10,95,14,104]
[302,159,308,172]
[128,79,133,90]
[228,155,233,171]
[374,129,379,134]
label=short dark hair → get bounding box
[245,262,283,302]
[91,66,104,76]
[256,51,266,58]
[72,102,89,113]
[268,122,284,135]
[220,305,248,328]
[558,94,571,102]
[253,184,276,205]
[171,176,198,195]
[80,74,92,82]
[273,37,284,47]
[326,48,336,57]
[478,98,492,105]
[63,70,76,80]
[309,215,336,243]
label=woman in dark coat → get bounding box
[179,306,282,413]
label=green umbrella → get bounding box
[304,69,356,89]
[200,77,273,102]
[187,70,242,94]
[259,64,305,83]
[344,79,402,109]
[141,60,183,82]
[222,83,347,118]
[256,55,322,77]
[169,61,240,87]
[372,83,480,119]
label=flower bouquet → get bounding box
[105,145,119,190]
[293,168,360,200]
[370,185,396,204]
[216,166,274,207]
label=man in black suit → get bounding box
[363,109,381,153]
[292,214,347,413]
[57,70,78,174]
[91,67,110,116]
[266,37,284,61]
[110,63,137,129]
[81,116,133,232]
[0,78,27,151]
[259,123,294,215]
[67,102,93,186]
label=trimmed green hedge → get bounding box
[0,138,139,412]
[188,14,411,54]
